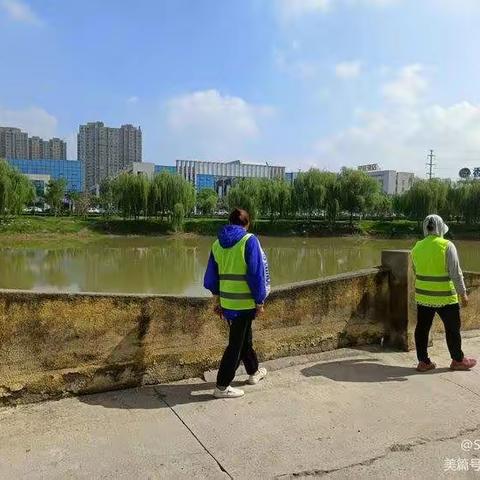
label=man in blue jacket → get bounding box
[204,208,270,398]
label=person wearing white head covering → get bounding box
[411,215,476,372]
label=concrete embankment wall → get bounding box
[0,268,389,405]
[1,249,479,406]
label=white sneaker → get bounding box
[247,367,268,385]
[213,386,245,398]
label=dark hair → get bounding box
[426,218,435,231]
[229,208,250,227]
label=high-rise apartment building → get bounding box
[0,126,67,160]
[78,122,142,191]
[0,127,29,159]
[28,136,44,159]
[48,138,67,160]
[28,136,67,160]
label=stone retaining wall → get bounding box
[1,249,479,406]
[0,268,389,405]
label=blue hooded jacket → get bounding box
[203,225,270,321]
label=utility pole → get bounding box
[426,149,436,180]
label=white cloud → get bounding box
[305,63,480,178]
[0,105,57,139]
[1,0,42,25]
[277,0,331,21]
[382,64,428,105]
[428,0,480,14]
[127,96,139,104]
[335,61,363,79]
[275,50,319,79]
[314,99,480,178]
[277,0,400,20]
[166,89,272,158]
[352,0,400,5]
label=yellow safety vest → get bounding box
[212,233,256,310]
[411,236,458,306]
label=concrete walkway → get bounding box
[1,334,480,480]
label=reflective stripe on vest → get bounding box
[219,274,247,281]
[411,236,458,306]
[212,233,256,310]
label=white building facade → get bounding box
[176,159,285,196]
[359,167,414,195]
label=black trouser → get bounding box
[216,310,259,388]
[415,303,464,363]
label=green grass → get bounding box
[359,219,480,239]
[0,215,91,235]
[0,215,477,241]
[359,219,420,237]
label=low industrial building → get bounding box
[128,162,176,177]
[358,164,414,195]
[6,158,84,193]
[176,159,285,196]
[127,159,287,196]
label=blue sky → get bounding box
[1,0,480,178]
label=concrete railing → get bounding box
[0,250,479,405]
[382,250,480,350]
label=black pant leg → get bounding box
[437,303,464,362]
[415,305,436,363]
[239,313,259,375]
[216,315,249,388]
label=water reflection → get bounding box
[0,236,477,295]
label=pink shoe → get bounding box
[450,358,477,371]
[416,361,436,372]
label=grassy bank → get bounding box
[0,215,478,241]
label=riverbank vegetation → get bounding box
[97,167,480,229]
[0,215,479,242]
[1,159,479,238]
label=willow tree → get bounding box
[400,179,439,224]
[163,172,195,217]
[0,160,35,218]
[338,168,380,224]
[461,181,480,224]
[256,178,292,221]
[292,169,328,219]
[116,173,148,218]
[45,178,67,216]
[227,178,261,223]
[99,177,116,217]
[371,193,393,219]
[148,173,167,218]
[196,188,218,216]
[110,171,195,221]
[172,202,185,232]
[0,161,12,217]
[324,173,340,226]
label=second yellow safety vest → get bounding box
[411,236,458,306]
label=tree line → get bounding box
[225,168,386,225]
[98,171,196,230]
[2,156,480,226]
[225,170,480,225]
[394,178,480,224]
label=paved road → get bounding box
[1,334,480,479]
